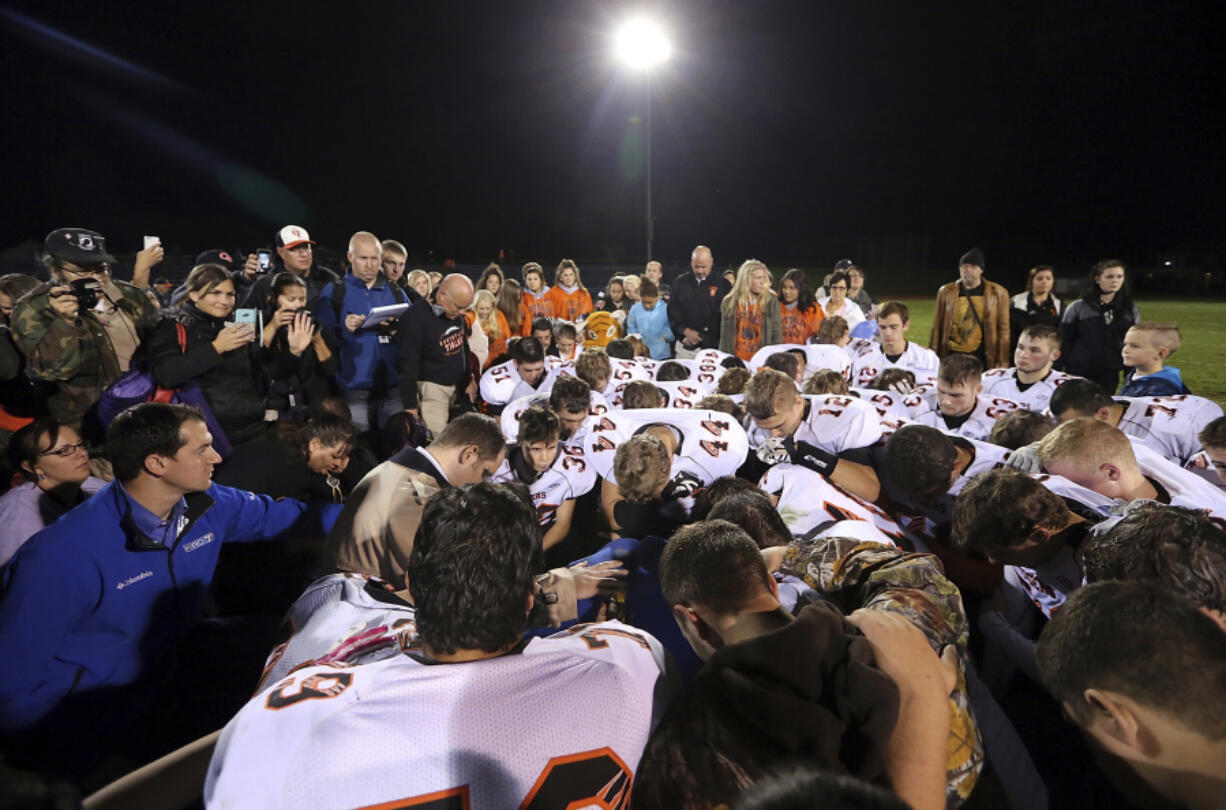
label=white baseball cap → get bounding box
[275,225,316,249]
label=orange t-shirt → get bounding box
[733,302,765,361]
[466,310,512,368]
[545,286,593,322]
[780,301,824,344]
[520,289,554,334]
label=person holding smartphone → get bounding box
[240,225,340,314]
[260,272,337,416]
[148,263,271,447]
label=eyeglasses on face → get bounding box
[40,441,86,458]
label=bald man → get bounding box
[668,245,731,359]
[317,231,410,432]
[398,273,477,436]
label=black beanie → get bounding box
[959,247,985,269]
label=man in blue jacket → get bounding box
[316,230,409,432]
[0,402,307,778]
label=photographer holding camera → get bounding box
[10,228,157,435]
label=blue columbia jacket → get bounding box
[0,480,306,734]
[316,272,407,390]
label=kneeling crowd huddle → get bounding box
[1,227,1226,810]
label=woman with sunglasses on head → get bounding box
[0,417,105,566]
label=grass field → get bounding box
[893,298,1226,409]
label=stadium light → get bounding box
[615,18,671,260]
[614,18,671,70]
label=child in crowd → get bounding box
[626,279,674,360]
[1120,322,1191,396]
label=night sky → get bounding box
[2,1,1223,283]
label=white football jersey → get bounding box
[760,464,913,548]
[500,390,612,443]
[608,378,716,409]
[1032,473,1117,518]
[912,393,1022,442]
[257,573,417,692]
[584,409,749,511]
[492,443,598,527]
[1113,395,1224,467]
[979,367,1078,412]
[747,343,850,380]
[850,389,924,420]
[844,336,877,362]
[746,395,884,455]
[850,341,940,388]
[479,359,545,407]
[207,622,669,810]
[693,348,732,366]
[1007,554,1082,620]
[655,380,716,409]
[651,357,723,386]
[1132,443,1226,519]
[541,357,637,394]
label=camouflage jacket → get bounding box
[9,280,157,425]
[0,326,20,383]
[781,536,984,807]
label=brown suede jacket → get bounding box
[929,279,1011,369]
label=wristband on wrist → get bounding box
[789,440,839,477]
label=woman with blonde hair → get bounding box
[404,269,431,300]
[544,258,593,322]
[718,259,781,361]
[466,289,510,368]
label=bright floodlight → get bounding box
[615,18,671,69]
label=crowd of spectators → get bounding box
[1,227,1224,809]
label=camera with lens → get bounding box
[69,278,103,310]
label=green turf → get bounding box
[891,298,1226,409]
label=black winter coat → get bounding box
[148,303,268,445]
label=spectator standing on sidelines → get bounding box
[778,268,823,345]
[315,232,408,433]
[1059,259,1138,393]
[626,279,674,360]
[930,247,1011,369]
[11,228,158,434]
[644,259,670,301]
[719,260,781,362]
[519,262,553,328]
[669,245,731,359]
[1009,264,1062,347]
[241,225,340,313]
[148,263,269,448]
[398,273,476,438]
[544,259,593,322]
[817,271,866,330]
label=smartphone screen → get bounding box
[143,236,160,250]
[257,250,273,272]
